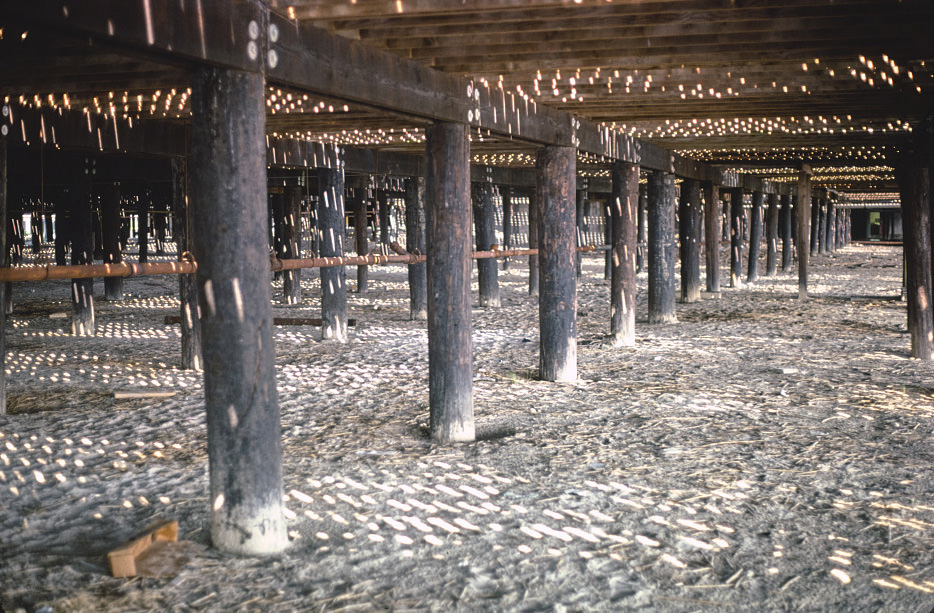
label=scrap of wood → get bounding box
[108,519,178,578]
[114,390,178,400]
[164,315,357,326]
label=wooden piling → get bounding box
[679,178,702,302]
[575,188,585,278]
[101,179,124,301]
[826,199,836,253]
[810,194,820,256]
[171,156,201,371]
[352,189,369,294]
[897,157,934,359]
[528,182,541,296]
[501,186,512,271]
[603,199,613,280]
[747,191,764,283]
[282,182,302,305]
[780,194,793,271]
[648,170,677,323]
[765,193,779,276]
[538,145,577,382]
[797,168,812,300]
[70,158,95,336]
[0,133,6,415]
[404,177,427,320]
[317,160,348,342]
[426,122,474,443]
[378,188,390,247]
[138,188,150,263]
[472,181,500,307]
[703,182,720,293]
[190,65,286,555]
[637,183,647,273]
[730,188,744,288]
[610,161,638,347]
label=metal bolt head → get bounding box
[248,20,260,40]
[268,49,279,69]
[268,23,280,43]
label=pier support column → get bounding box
[780,194,793,271]
[538,146,577,382]
[610,161,638,347]
[378,188,390,249]
[404,177,427,320]
[501,186,512,271]
[679,178,702,302]
[101,178,124,301]
[351,187,368,294]
[747,191,764,283]
[730,188,744,288]
[529,184,541,296]
[138,188,150,263]
[636,183,647,273]
[648,170,677,323]
[190,65,286,555]
[765,193,779,276]
[70,158,95,336]
[797,168,813,300]
[317,155,347,342]
[897,155,934,359]
[826,199,836,253]
[426,122,474,443]
[0,132,6,414]
[282,180,302,305]
[810,195,820,256]
[472,181,500,307]
[703,182,720,293]
[171,157,201,371]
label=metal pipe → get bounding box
[0,245,611,282]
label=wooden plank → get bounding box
[108,519,178,578]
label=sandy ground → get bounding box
[2,243,934,612]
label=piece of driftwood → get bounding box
[108,519,178,578]
[164,315,357,327]
[113,390,178,400]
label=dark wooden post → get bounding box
[679,178,702,302]
[797,168,812,300]
[404,177,427,320]
[138,187,150,262]
[575,187,585,278]
[425,122,474,443]
[378,188,390,249]
[603,198,613,280]
[101,178,124,300]
[270,188,285,281]
[0,131,6,415]
[472,181,500,307]
[817,196,827,254]
[351,187,369,294]
[897,157,934,359]
[730,188,744,288]
[747,191,764,283]
[780,194,793,271]
[282,180,302,305]
[810,194,821,256]
[501,185,512,271]
[637,183,647,273]
[610,161,638,347]
[190,65,286,554]
[171,156,201,371]
[826,199,836,253]
[317,154,348,342]
[765,193,779,276]
[648,170,677,323]
[538,145,577,381]
[54,190,69,266]
[528,183,541,296]
[71,158,95,336]
[703,182,720,293]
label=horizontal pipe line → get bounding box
[0,245,611,282]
